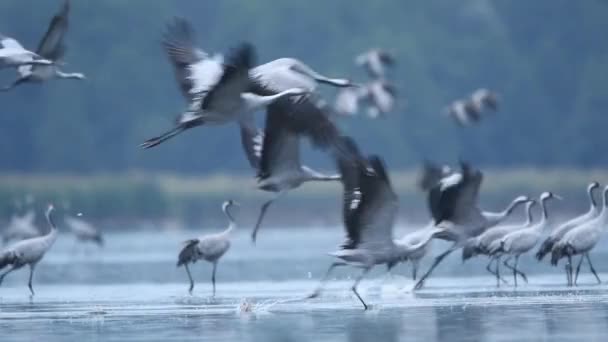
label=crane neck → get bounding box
[222,205,237,235]
[588,186,598,210]
[524,203,534,226]
[288,60,351,88]
[45,209,58,235]
[241,90,300,112]
[600,187,608,217]
[538,196,551,224]
[43,208,59,247]
[394,227,440,259]
[493,197,527,222]
[55,70,85,79]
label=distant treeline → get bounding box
[0,1,606,174]
[0,169,605,228]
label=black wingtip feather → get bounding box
[367,155,391,186]
[177,239,199,267]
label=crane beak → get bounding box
[553,194,563,200]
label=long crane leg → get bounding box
[566,255,573,286]
[585,253,601,284]
[307,262,348,299]
[414,244,458,290]
[251,191,286,243]
[351,267,372,310]
[487,257,508,287]
[502,256,527,285]
[27,264,36,296]
[574,255,585,286]
[184,264,195,294]
[211,262,218,297]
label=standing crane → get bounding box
[489,192,561,286]
[0,204,58,296]
[462,199,535,286]
[1,0,85,92]
[536,182,600,282]
[177,200,239,296]
[551,185,608,286]
[414,161,530,289]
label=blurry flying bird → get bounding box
[1,0,85,92]
[355,48,396,79]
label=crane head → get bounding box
[222,200,240,212]
[540,192,562,201]
[588,181,600,192]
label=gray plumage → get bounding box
[414,161,530,289]
[308,138,442,309]
[65,216,103,247]
[249,101,342,243]
[333,79,397,118]
[355,48,395,79]
[177,200,238,295]
[551,185,608,286]
[536,182,600,261]
[470,88,499,113]
[0,204,58,296]
[489,192,560,287]
[140,18,306,152]
[444,89,499,127]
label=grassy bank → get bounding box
[0,168,606,226]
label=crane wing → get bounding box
[257,102,302,179]
[428,161,484,226]
[0,35,25,50]
[250,59,317,95]
[162,17,222,100]
[36,0,69,60]
[200,43,255,113]
[335,136,365,239]
[417,160,450,191]
[343,155,398,250]
[238,113,264,170]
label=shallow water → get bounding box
[2,228,608,341]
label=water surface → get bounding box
[2,228,608,341]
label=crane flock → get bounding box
[0,1,606,310]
